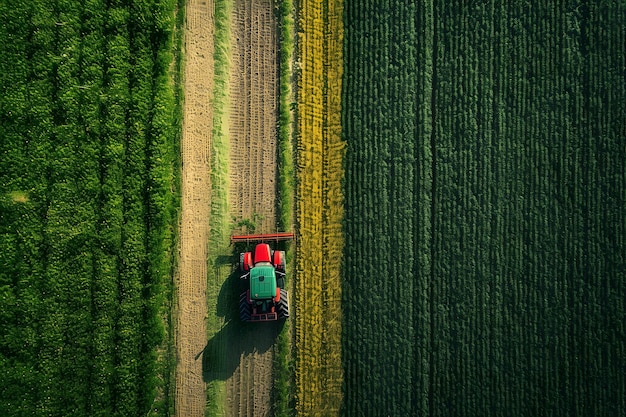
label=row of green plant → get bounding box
[341,2,423,415]
[153,0,185,414]
[273,0,295,414]
[342,1,625,416]
[276,0,295,234]
[205,0,232,413]
[0,0,180,416]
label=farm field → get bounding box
[342,1,625,416]
[224,0,280,415]
[0,0,180,416]
[294,0,344,414]
[192,0,292,416]
[175,0,213,415]
[2,1,625,416]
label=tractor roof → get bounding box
[250,264,276,300]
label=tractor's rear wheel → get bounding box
[276,289,289,319]
[239,292,251,322]
[276,276,285,289]
[240,252,253,272]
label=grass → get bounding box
[277,0,295,234]
[205,0,233,414]
[151,0,187,415]
[273,1,296,415]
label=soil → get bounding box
[175,0,214,416]
[225,1,280,416]
[228,0,278,236]
[176,0,279,415]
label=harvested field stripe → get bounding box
[175,0,214,416]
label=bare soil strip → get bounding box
[225,0,279,415]
[175,1,214,416]
[228,0,278,235]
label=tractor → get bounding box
[233,232,292,322]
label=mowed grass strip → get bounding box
[294,0,344,414]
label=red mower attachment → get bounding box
[230,232,294,244]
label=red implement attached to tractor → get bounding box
[235,233,292,322]
[231,231,294,244]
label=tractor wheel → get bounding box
[273,250,286,272]
[277,289,289,319]
[276,276,285,289]
[239,292,251,322]
[240,252,253,272]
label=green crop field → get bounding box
[0,1,180,415]
[2,1,625,416]
[342,1,625,416]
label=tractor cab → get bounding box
[249,264,278,300]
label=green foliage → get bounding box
[0,0,180,416]
[342,1,626,416]
[210,0,233,248]
[273,2,295,415]
[276,0,295,233]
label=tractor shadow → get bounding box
[201,258,285,382]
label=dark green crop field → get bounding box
[0,1,180,415]
[342,1,625,416]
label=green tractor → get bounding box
[233,233,292,322]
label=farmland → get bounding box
[2,0,625,416]
[0,0,180,416]
[175,0,213,414]
[342,1,625,416]
[293,0,344,414]
[224,0,281,414]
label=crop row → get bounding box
[274,0,295,414]
[294,0,344,414]
[342,2,425,414]
[342,1,625,416]
[0,1,179,416]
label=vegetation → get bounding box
[342,1,626,415]
[276,0,295,234]
[204,0,233,413]
[294,0,345,414]
[273,0,295,415]
[0,0,180,416]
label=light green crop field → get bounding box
[0,1,180,415]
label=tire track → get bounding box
[229,0,278,234]
[226,0,279,416]
[175,1,214,416]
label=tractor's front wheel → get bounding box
[272,250,286,272]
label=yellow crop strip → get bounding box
[295,0,344,414]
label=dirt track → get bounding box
[226,0,279,416]
[176,0,279,415]
[175,1,214,416]
[228,0,278,235]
